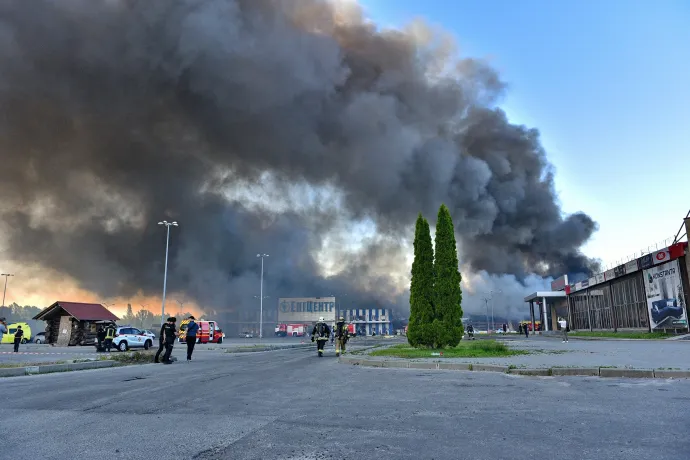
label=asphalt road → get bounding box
[1,345,688,460]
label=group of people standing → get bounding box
[154,315,199,364]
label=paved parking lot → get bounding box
[2,345,688,460]
[0,336,397,364]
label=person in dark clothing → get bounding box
[524,324,529,338]
[96,325,106,351]
[161,317,178,364]
[13,325,23,352]
[185,316,199,361]
[311,317,331,357]
[154,327,165,363]
[503,323,507,333]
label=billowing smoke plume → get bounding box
[0,0,597,320]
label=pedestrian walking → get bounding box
[502,323,507,333]
[161,317,178,364]
[524,324,529,338]
[185,315,199,361]
[154,320,167,363]
[13,325,23,352]
[559,317,569,343]
[311,317,331,357]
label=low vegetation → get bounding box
[369,340,528,359]
[107,351,156,364]
[569,331,677,339]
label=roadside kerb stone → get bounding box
[0,367,26,377]
[600,368,654,378]
[471,364,508,373]
[38,363,70,374]
[653,370,690,379]
[336,358,690,380]
[69,361,115,371]
[551,367,600,377]
[510,368,551,376]
[408,362,439,370]
[438,362,471,371]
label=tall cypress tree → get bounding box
[433,204,464,347]
[407,213,435,347]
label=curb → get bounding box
[0,360,116,378]
[226,344,314,354]
[338,357,690,380]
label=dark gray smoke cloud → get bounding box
[0,0,597,320]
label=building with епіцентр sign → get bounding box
[277,297,337,325]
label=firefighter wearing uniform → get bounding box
[311,317,331,357]
[104,323,116,352]
[335,316,349,357]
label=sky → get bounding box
[1,0,688,318]
[360,0,690,268]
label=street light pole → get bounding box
[490,289,502,332]
[1,273,14,308]
[256,254,269,339]
[158,220,179,325]
[483,297,491,334]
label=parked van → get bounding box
[1,322,32,344]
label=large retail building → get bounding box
[525,217,689,333]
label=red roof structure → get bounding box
[33,301,119,322]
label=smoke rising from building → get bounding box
[0,0,597,320]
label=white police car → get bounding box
[112,327,153,351]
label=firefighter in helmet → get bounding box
[334,316,349,357]
[104,322,116,352]
[311,317,331,357]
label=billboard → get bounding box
[278,297,336,324]
[644,260,688,330]
[551,275,569,291]
[624,259,639,274]
[652,248,670,265]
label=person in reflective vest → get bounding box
[311,317,331,358]
[104,324,116,352]
[334,316,349,357]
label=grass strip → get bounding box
[369,340,528,358]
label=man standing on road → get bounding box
[559,317,569,343]
[185,316,199,361]
[96,325,106,351]
[161,317,178,364]
[334,316,349,357]
[311,317,331,358]
[13,325,23,352]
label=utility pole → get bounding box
[256,254,269,339]
[158,220,179,325]
[490,289,502,332]
[1,273,15,308]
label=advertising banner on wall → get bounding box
[595,273,605,284]
[278,297,336,324]
[625,259,639,274]
[652,248,671,265]
[604,269,616,281]
[644,260,688,330]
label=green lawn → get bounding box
[369,340,528,358]
[569,331,677,339]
